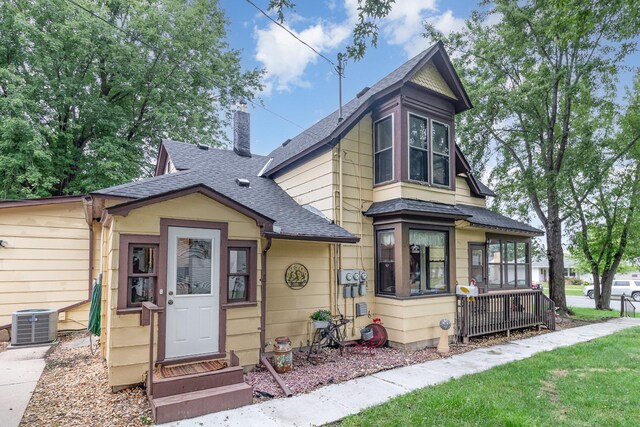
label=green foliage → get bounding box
[342,327,640,427]
[309,309,332,321]
[0,0,262,198]
[567,70,640,308]
[427,0,640,308]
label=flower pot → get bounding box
[313,320,329,329]
[361,326,374,341]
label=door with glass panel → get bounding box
[165,227,220,358]
[469,243,487,293]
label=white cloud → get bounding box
[253,0,469,94]
[378,1,466,59]
[255,21,350,94]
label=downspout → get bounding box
[258,236,292,397]
[259,236,272,356]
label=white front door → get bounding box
[165,227,220,359]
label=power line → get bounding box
[244,0,341,75]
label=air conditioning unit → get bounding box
[11,309,58,346]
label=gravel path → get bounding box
[20,332,151,427]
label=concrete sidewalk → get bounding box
[164,318,640,427]
[0,345,50,427]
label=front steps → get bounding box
[148,361,253,423]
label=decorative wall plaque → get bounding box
[284,263,309,290]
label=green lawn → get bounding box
[341,327,640,427]
[543,284,585,296]
[568,307,622,321]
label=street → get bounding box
[566,295,622,311]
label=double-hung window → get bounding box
[374,116,393,184]
[431,121,450,186]
[226,240,257,306]
[118,234,160,312]
[409,229,448,295]
[408,113,451,187]
[408,114,429,182]
[376,229,396,295]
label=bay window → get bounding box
[376,229,396,295]
[409,229,448,295]
[374,116,393,184]
[376,224,453,298]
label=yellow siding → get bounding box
[335,115,378,339]
[0,202,91,329]
[455,176,487,207]
[410,61,457,100]
[373,181,457,205]
[455,226,486,286]
[265,240,332,348]
[374,296,456,346]
[105,193,263,387]
[274,150,335,221]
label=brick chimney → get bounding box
[233,105,251,157]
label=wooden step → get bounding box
[150,382,253,424]
[152,365,245,398]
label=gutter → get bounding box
[262,232,359,244]
[259,237,272,356]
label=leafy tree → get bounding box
[568,72,640,309]
[267,0,395,61]
[0,0,262,198]
[429,0,640,311]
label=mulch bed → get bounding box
[246,324,565,401]
[20,331,151,427]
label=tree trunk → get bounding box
[546,215,567,311]
[596,272,613,310]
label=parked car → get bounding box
[583,280,640,301]
[531,282,544,291]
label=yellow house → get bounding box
[0,43,545,422]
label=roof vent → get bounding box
[356,86,370,98]
[236,178,250,187]
[197,143,210,151]
[282,138,291,147]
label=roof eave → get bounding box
[0,195,86,209]
[467,223,545,237]
[364,208,470,220]
[264,83,405,178]
[263,231,359,244]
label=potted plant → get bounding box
[309,309,332,329]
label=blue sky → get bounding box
[218,0,639,156]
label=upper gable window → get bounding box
[374,116,393,184]
[409,114,429,182]
[432,121,450,186]
[407,113,451,188]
